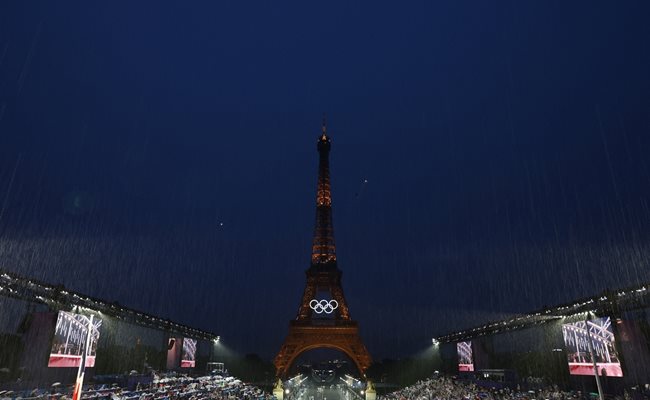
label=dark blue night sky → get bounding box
[1,1,650,360]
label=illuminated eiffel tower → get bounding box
[274,119,372,378]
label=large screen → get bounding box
[562,317,623,377]
[181,338,197,368]
[457,341,474,372]
[48,311,102,368]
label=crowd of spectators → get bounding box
[0,375,273,400]
[378,376,628,400]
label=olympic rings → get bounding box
[309,299,339,314]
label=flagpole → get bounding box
[72,315,93,400]
[584,317,604,400]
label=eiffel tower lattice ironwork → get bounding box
[274,120,372,378]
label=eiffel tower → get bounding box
[274,119,372,378]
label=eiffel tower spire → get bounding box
[311,117,336,265]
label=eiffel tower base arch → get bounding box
[274,321,372,378]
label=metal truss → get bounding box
[0,268,219,342]
[434,282,650,344]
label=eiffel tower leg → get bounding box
[274,323,372,378]
[297,275,317,320]
[330,284,351,320]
